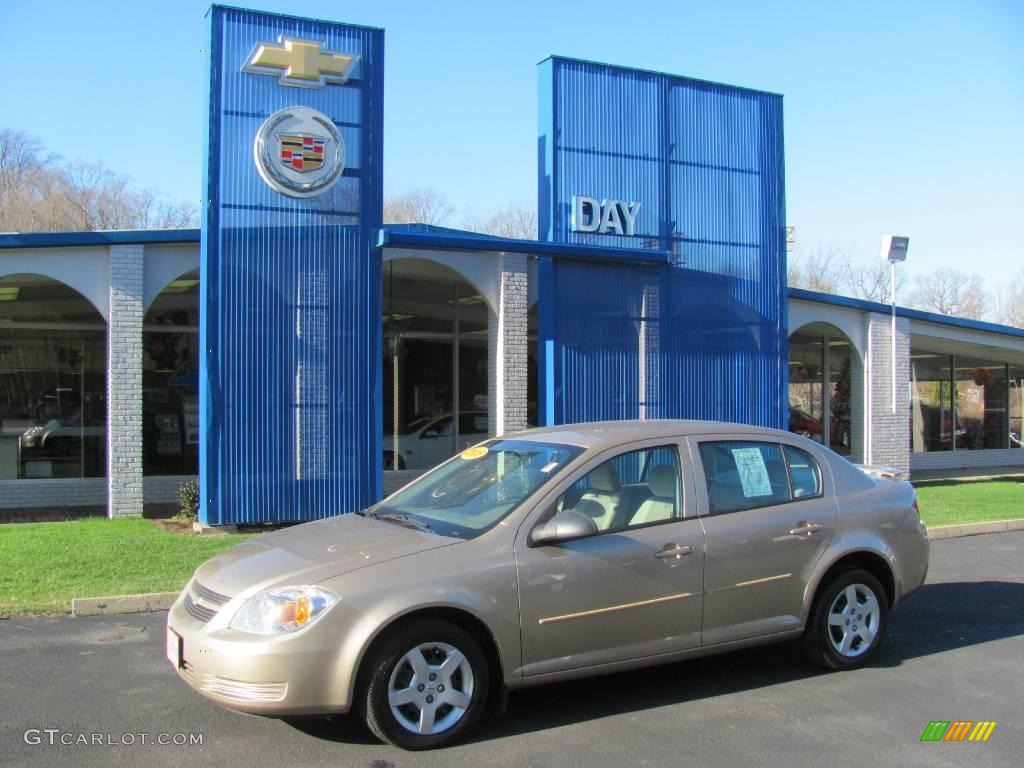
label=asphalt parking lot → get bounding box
[2,531,1022,768]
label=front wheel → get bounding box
[802,569,888,670]
[383,451,405,470]
[360,619,490,749]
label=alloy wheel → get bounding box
[387,641,475,736]
[826,583,881,658]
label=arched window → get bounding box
[788,324,857,457]
[143,270,199,476]
[382,258,489,470]
[0,274,107,479]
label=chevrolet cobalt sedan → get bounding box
[166,420,929,749]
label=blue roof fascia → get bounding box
[377,227,671,265]
[789,287,1024,340]
[0,229,201,250]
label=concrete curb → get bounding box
[928,519,1024,540]
[72,591,180,617]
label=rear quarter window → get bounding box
[784,445,823,499]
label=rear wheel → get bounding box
[802,569,888,670]
[360,619,489,749]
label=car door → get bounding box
[687,436,837,646]
[416,416,454,468]
[515,441,705,678]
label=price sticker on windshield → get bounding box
[460,446,488,460]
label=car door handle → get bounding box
[789,522,823,536]
[656,544,695,559]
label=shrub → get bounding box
[176,479,200,522]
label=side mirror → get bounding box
[530,509,598,547]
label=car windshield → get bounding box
[371,439,584,538]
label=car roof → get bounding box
[501,420,800,451]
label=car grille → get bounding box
[183,580,231,623]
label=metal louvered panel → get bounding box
[201,8,383,525]
[538,57,786,429]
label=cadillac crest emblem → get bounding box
[253,106,345,198]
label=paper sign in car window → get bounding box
[731,447,773,497]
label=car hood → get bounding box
[192,513,458,598]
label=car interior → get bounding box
[562,449,681,532]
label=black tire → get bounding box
[802,568,888,670]
[360,619,490,750]
[383,451,405,471]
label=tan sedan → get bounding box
[166,420,929,749]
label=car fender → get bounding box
[323,577,519,711]
[801,529,898,622]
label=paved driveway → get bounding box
[2,532,1022,768]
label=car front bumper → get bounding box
[165,582,354,716]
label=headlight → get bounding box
[229,586,337,635]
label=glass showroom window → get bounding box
[954,357,1008,450]
[143,270,199,475]
[912,350,1015,452]
[0,274,106,479]
[911,352,954,452]
[1011,367,1023,449]
[788,330,853,456]
[382,259,489,471]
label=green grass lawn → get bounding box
[0,518,253,616]
[913,479,1024,528]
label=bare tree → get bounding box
[0,128,198,232]
[788,243,911,302]
[994,269,1024,328]
[0,129,58,190]
[837,259,906,303]
[909,268,989,320]
[383,187,453,226]
[461,201,537,240]
[787,245,841,293]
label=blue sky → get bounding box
[2,0,1021,285]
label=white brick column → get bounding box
[849,350,866,464]
[107,245,144,517]
[865,311,911,475]
[488,254,529,436]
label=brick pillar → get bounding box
[107,245,144,517]
[865,311,911,475]
[849,349,866,464]
[488,254,529,436]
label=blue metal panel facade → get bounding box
[538,57,787,429]
[200,7,383,524]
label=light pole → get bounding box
[880,235,909,415]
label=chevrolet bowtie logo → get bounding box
[242,36,358,88]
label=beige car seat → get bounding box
[574,462,622,531]
[629,464,678,526]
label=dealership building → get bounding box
[0,7,1021,523]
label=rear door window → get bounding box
[698,441,792,515]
